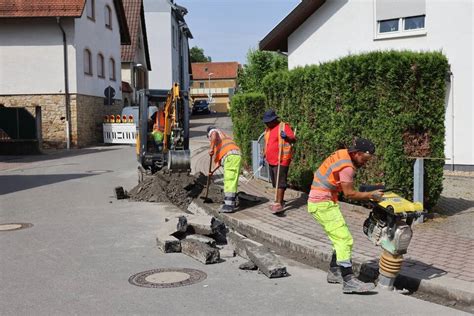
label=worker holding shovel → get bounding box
[262,109,297,213]
[207,126,242,213]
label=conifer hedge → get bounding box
[231,51,449,209]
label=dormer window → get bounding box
[105,5,112,29]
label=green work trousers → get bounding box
[223,154,242,194]
[308,201,353,267]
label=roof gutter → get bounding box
[56,17,71,150]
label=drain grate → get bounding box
[0,223,33,232]
[129,268,207,288]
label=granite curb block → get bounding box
[187,200,474,306]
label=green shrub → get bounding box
[231,50,449,209]
[229,93,267,167]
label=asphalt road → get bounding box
[0,114,466,315]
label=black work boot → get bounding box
[327,267,343,284]
[220,204,235,213]
[342,274,376,293]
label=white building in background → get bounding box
[143,0,192,91]
[260,0,473,171]
[0,0,130,147]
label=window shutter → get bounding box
[376,0,425,21]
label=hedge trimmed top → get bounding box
[231,50,449,209]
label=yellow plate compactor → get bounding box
[360,185,426,290]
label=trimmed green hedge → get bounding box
[229,93,267,167]
[231,51,449,209]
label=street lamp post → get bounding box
[207,72,214,104]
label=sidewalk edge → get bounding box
[189,200,474,306]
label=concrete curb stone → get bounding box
[187,199,474,305]
[181,239,220,264]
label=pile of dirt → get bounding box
[128,171,223,210]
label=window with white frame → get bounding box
[109,57,116,81]
[86,0,95,20]
[378,16,425,34]
[84,49,92,75]
[105,5,112,29]
[376,0,426,36]
[97,53,105,78]
[404,15,425,30]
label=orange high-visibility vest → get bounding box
[310,149,355,202]
[264,122,293,163]
[211,129,240,164]
[154,110,166,132]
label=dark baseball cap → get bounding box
[349,138,376,155]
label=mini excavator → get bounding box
[136,83,190,173]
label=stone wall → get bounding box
[0,94,122,148]
[72,94,122,147]
[0,94,65,148]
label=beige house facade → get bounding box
[190,62,239,113]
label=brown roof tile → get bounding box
[120,0,150,69]
[191,62,240,80]
[0,0,130,45]
[0,0,86,17]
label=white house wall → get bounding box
[74,0,122,99]
[0,18,77,95]
[288,0,473,167]
[144,0,173,89]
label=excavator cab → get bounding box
[136,83,190,173]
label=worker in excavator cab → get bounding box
[207,126,242,213]
[148,103,165,152]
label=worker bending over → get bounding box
[208,126,242,213]
[308,138,384,293]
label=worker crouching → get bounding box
[307,138,384,293]
[207,126,242,213]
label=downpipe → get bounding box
[56,17,71,149]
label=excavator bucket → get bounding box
[168,150,191,171]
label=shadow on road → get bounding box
[0,173,97,195]
[0,146,122,165]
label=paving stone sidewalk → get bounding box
[194,150,474,305]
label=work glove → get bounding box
[280,131,287,139]
[259,157,265,167]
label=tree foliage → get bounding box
[231,50,449,209]
[190,46,211,63]
[237,49,288,93]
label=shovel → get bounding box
[201,155,220,203]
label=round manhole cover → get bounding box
[129,268,207,288]
[0,223,33,231]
